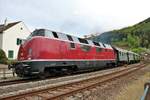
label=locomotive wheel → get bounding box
[17,73,24,77]
[38,73,45,79]
[38,71,50,79]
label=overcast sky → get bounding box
[0,0,150,37]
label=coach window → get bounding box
[78,38,88,44]
[119,52,121,56]
[70,43,75,49]
[67,35,73,41]
[81,45,91,52]
[52,32,59,38]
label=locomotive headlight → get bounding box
[28,48,32,60]
[20,52,23,56]
[28,57,31,60]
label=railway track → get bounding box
[0,78,36,87]
[0,64,131,87]
[1,63,146,100]
[0,71,78,87]
[0,70,99,87]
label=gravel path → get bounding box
[0,64,16,79]
[63,63,150,100]
[0,63,140,98]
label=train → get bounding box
[9,29,141,78]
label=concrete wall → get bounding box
[2,22,30,59]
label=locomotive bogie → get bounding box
[11,59,116,77]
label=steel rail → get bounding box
[1,64,146,100]
[0,79,29,86]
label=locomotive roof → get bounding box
[31,29,113,49]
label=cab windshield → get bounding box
[27,29,45,40]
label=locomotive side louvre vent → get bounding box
[96,47,102,52]
[108,49,111,52]
[78,38,89,44]
[93,41,100,46]
[106,49,110,52]
[52,31,59,38]
[70,43,76,49]
[103,49,107,52]
[80,44,91,52]
[67,35,73,41]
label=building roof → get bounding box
[0,21,21,33]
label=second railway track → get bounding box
[1,63,146,100]
[0,78,35,86]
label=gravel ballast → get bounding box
[64,63,150,100]
[0,63,140,99]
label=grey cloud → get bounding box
[0,0,149,36]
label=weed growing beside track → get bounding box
[115,66,150,100]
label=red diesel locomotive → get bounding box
[9,29,139,78]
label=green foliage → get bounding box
[7,59,17,65]
[91,17,150,52]
[127,34,140,48]
[131,47,147,54]
[112,41,128,48]
[0,49,8,64]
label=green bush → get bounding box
[0,49,8,64]
[7,59,17,65]
[131,47,146,54]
